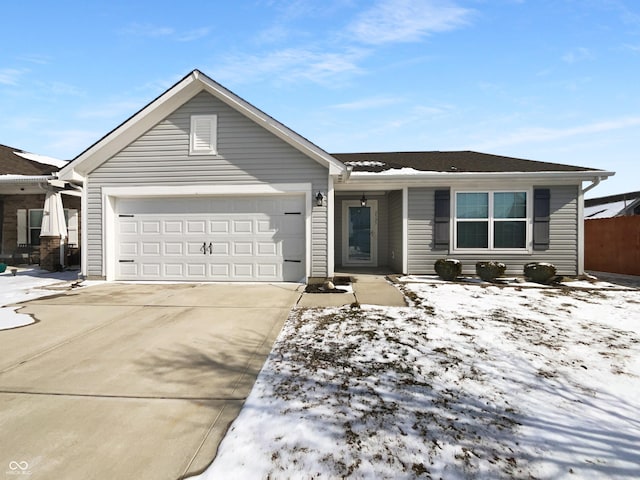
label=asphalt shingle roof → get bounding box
[0,144,60,175]
[331,151,600,173]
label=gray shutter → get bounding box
[434,190,450,249]
[533,188,550,250]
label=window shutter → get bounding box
[67,209,79,245]
[17,209,27,245]
[533,188,550,250]
[434,190,450,249]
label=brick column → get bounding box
[40,236,62,272]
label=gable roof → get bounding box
[331,151,601,173]
[59,69,346,181]
[0,144,62,175]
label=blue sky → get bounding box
[1,0,639,197]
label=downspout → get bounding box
[582,176,602,195]
[578,175,607,275]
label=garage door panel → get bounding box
[187,242,207,255]
[233,220,253,234]
[187,264,207,277]
[257,264,278,278]
[210,220,229,233]
[257,242,278,256]
[164,264,184,276]
[141,263,161,276]
[142,222,161,234]
[163,221,183,234]
[141,242,161,255]
[187,221,206,234]
[116,195,305,281]
[120,221,138,234]
[234,264,253,278]
[164,242,183,255]
[120,243,138,255]
[119,262,138,276]
[211,243,229,255]
[234,242,253,255]
[210,264,230,277]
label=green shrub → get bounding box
[434,258,462,281]
[476,261,506,282]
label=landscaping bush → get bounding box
[434,258,462,281]
[476,261,506,282]
[524,262,557,284]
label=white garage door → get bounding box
[116,195,305,282]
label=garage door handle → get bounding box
[208,242,213,254]
[201,242,208,255]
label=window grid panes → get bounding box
[455,191,528,250]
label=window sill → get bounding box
[451,248,532,255]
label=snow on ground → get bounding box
[0,267,81,330]
[202,279,640,479]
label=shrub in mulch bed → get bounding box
[476,261,507,282]
[524,262,557,284]
[434,258,462,281]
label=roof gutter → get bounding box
[347,169,616,183]
[0,175,54,184]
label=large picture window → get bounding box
[455,191,528,250]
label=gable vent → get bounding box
[190,115,218,155]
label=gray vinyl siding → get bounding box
[334,193,388,268]
[388,190,404,272]
[407,185,580,276]
[86,90,329,278]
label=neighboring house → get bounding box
[584,191,640,276]
[0,144,81,268]
[584,191,640,219]
[58,70,613,282]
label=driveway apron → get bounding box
[0,282,301,480]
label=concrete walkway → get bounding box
[296,273,407,308]
[0,283,301,480]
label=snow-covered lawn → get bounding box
[203,279,640,479]
[0,267,81,330]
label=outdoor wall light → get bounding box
[316,191,324,207]
[360,193,367,207]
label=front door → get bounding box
[342,200,377,267]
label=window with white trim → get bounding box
[26,208,77,245]
[189,115,218,155]
[454,191,528,250]
[28,209,44,245]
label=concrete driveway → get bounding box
[0,282,302,480]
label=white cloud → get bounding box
[121,23,210,42]
[122,23,175,37]
[348,0,472,45]
[212,47,369,86]
[0,68,27,86]
[562,47,594,64]
[473,116,640,150]
[177,27,211,42]
[331,96,404,110]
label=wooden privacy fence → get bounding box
[585,216,640,275]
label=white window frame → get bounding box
[27,208,76,245]
[452,189,532,254]
[28,209,44,245]
[189,114,218,155]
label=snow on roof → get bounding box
[13,151,68,169]
[585,200,631,219]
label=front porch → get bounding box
[333,190,404,274]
